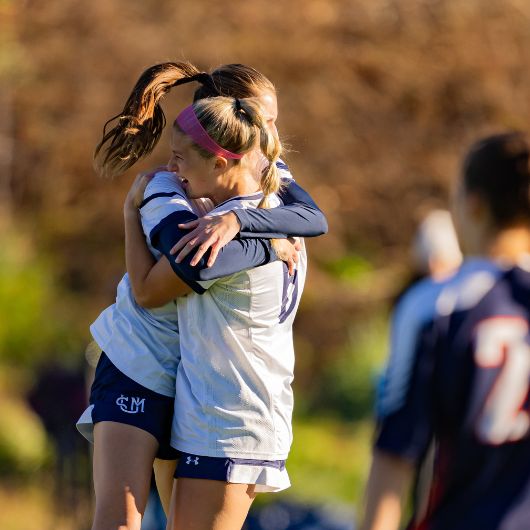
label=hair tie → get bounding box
[196,72,215,87]
[172,73,216,90]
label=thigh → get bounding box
[92,421,159,530]
[167,478,256,530]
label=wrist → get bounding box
[228,211,242,231]
[267,240,278,262]
[231,210,245,233]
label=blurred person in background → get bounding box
[76,61,327,530]
[28,360,90,523]
[362,132,530,530]
[411,209,462,282]
[392,208,462,307]
[382,207,463,525]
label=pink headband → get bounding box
[175,105,244,160]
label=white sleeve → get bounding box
[276,158,293,181]
[139,171,194,239]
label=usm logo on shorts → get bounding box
[116,394,146,414]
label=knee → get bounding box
[92,489,143,530]
[92,515,141,530]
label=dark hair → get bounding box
[463,132,530,228]
[95,62,275,177]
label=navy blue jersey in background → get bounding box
[376,259,530,530]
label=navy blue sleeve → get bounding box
[150,211,278,293]
[234,179,328,239]
[374,322,439,463]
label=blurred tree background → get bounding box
[2,0,530,527]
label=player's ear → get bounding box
[213,156,228,171]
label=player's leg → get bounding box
[153,457,178,515]
[78,351,178,529]
[91,421,159,530]
[167,478,256,530]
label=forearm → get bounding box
[156,220,278,283]
[235,179,328,238]
[124,206,190,307]
[361,450,414,530]
[124,206,157,305]
[198,239,278,280]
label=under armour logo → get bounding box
[116,395,145,414]
[186,456,199,465]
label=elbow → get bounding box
[318,212,329,235]
[309,210,328,236]
[132,288,159,309]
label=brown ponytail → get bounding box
[94,61,201,177]
[95,62,278,178]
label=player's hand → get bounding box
[170,211,242,267]
[272,237,301,275]
[125,167,167,210]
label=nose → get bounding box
[168,159,178,172]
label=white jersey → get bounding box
[171,194,307,460]
[90,172,209,397]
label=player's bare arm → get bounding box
[124,173,192,307]
[361,449,414,530]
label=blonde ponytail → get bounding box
[172,96,283,208]
[235,99,282,208]
[257,129,282,209]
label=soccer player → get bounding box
[124,95,311,529]
[77,62,327,530]
[362,132,530,530]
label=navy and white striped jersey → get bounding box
[376,258,530,530]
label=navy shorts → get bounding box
[175,452,286,482]
[89,352,179,460]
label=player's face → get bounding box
[254,90,278,138]
[168,128,219,199]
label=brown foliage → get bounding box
[5,0,530,378]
